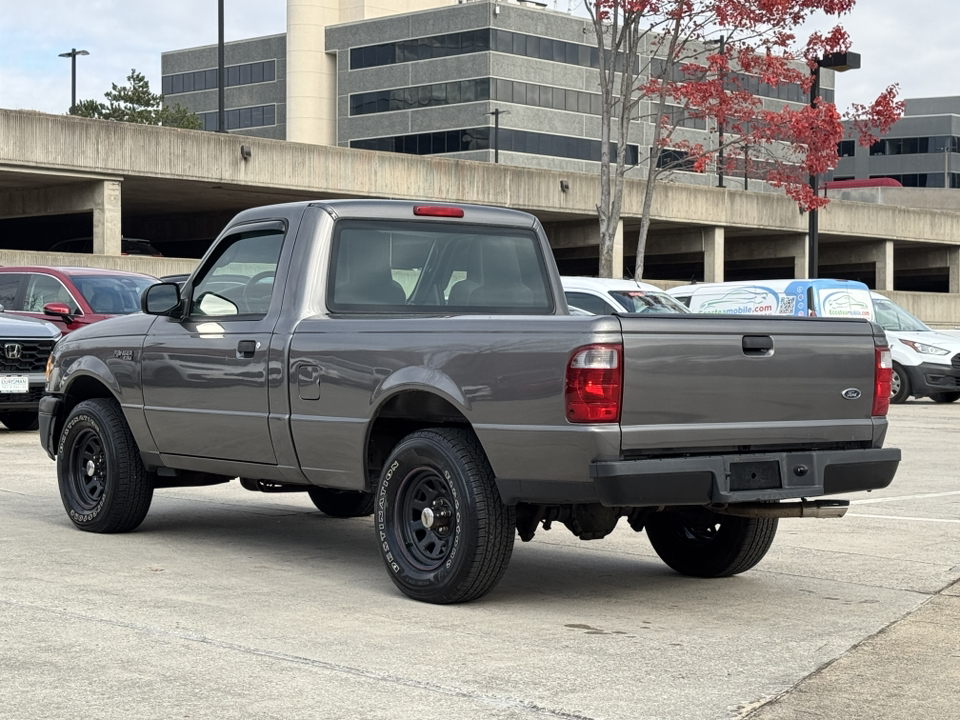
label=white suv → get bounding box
[561,277,689,316]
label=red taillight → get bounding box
[873,346,892,416]
[413,205,464,218]
[565,344,623,423]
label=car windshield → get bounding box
[609,290,690,314]
[873,297,930,332]
[71,275,157,314]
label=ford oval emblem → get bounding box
[842,388,862,400]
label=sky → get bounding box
[0,0,958,116]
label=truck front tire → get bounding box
[57,398,154,533]
[375,428,515,604]
[645,508,777,578]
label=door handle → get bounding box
[237,340,257,358]
[742,335,773,356]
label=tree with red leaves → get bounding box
[584,0,903,280]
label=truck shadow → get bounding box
[130,495,741,605]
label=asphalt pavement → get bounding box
[1,401,958,719]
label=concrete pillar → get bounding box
[92,181,122,255]
[874,239,895,291]
[612,219,624,279]
[703,226,724,283]
[950,246,960,295]
[796,235,811,278]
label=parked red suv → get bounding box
[0,267,158,334]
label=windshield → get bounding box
[873,297,931,332]
[609,290,689,314]
[72,275,157,314]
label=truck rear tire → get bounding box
[890,363,911,404]
[57,398,154,533]
[307,487,375,517]
[0,411,39,431]
[645,508,777,578]
[375,428,515,604]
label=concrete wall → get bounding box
[6,109,960,244]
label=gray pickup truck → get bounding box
[39,200,900,603]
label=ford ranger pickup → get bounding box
[39,199,900,603]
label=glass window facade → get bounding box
[349,29,606,71]
[162,60,276,95]
[349,78,603,116]
[199,104,277,131]
[868,173,959,188]
[870,136,958,156]
[652,57,810,105]
[837,140,855,157]
[351,127,638,164]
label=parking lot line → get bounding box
[850,490,960,505]
[847,513,960,524]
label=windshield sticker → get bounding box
[819,290,874,319]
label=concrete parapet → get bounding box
[0,250,197,279]
[878,290,960,329]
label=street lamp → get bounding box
[218,0,226,133]
[808,51,860,279]
[58,48,90,114]
[486,108,509,164]
[705,35,726,188]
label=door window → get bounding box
[0,274,23,311]
[22,274,79,313]
[190,228,285,317]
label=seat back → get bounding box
[468,238,535,307]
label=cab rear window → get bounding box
[328,220,554,313]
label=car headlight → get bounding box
[899,339,950,356]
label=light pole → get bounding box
[486,108,509,163]
[218,0,226,133]
[705,35,726,187]
[58,48,90,114]
[808,51,860,279]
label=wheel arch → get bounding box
[51,374,121,456]
[365,388,475,493]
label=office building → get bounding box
[161,0,825,179]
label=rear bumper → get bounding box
[38,395,62,460]
[903,361,960,397]
[495,447,900,506]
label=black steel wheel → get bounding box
[307,486,375,517]
[57,398,154,533]
[890,363,911,404]
[645,507,777,578]
[376,428,515,604]
[0,411,39,431]
[929,392,960,403]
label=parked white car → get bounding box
[561,277,690,315]
[871,292,960,404]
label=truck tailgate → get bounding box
[618,314,883,452]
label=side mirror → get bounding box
[43,302,75,323]
[142,283,181,315]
